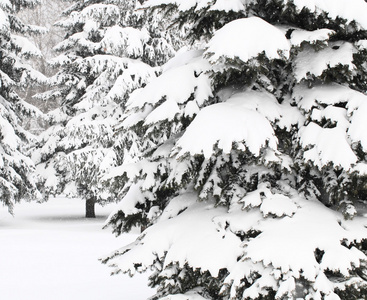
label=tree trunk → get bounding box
[86,198,96,218]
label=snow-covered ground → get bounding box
[0,197,153,300]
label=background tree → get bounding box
[16,0,69,134]
[17,0,68,108]
[33,0,180,217]
[0,0,45,213]
[102,0,367,299]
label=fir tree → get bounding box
[33,0,180,217]
[102,0,367,299]
[0,0,45,213]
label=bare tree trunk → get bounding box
[86,197,96,218]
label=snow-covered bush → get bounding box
[102,0,367,299]
[0,0,45,212]
[32,0,181,217]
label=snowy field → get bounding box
[0,197,153,300]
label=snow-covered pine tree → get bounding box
[16,0,69,135]
[17,0,69,108]
[33,0,179,217]
[0,0,45,212]
[102,0,367,299]
[95,0,185,175]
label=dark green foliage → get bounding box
[149,264,229,300]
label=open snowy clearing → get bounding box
[0,197,153,300]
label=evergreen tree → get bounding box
[33,0,179,217]
[16,0,69,135]
[0,0,45,213]
[17,0,69,109]
[102,0,367,299]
